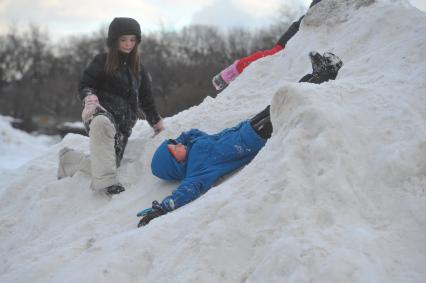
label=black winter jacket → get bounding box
[78,52,161,137]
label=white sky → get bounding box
[1,0,423,40]
[0,0,300,40]
[0,0,426,38]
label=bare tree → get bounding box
[0,16,295,134]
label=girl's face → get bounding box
[167,143,187,163]
[118,35,137,53]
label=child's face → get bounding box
[118,35,137,53]
[167,143,187,163]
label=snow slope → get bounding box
[0,116,58,171]
[1,0,425,282]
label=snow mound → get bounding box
[0,116,58,171]
[1,0,425,282]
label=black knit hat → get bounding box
[107,17,141,47]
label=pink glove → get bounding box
[82,95,103,122]
[220,61,240,84]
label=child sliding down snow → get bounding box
[212,0,323,91]
[137,51,343,227]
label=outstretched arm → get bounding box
[212,0,323,91]
[235,13,306,74]
[160,180,204,212]
[136,180,206,227]
[235,44,283,74]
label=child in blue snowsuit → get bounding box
[137,108,271,227]
[137,51,343,227]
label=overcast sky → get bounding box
[0,0,425,40]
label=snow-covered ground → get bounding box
[1,0,425,282]
[0,116,59,171]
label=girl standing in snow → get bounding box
[76,17,164,195]
[137,51,343,227]
[212,0,323,90]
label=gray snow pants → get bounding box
[58,113,127,192]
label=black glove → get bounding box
[137,201,165,227]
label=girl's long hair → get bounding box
[105,42,140,75]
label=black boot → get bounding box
[105,183,125,195]
[299,51,343,84]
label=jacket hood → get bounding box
[151,140,187,181]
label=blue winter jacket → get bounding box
[151,120,266,212]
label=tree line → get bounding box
[0,11,297,134]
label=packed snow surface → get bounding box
[0,116,58,171]
[1,0,425,282]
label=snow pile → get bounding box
[0,116,58,171]
[1,0,425,282]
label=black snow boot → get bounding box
[105,183,125,195]
[137,200,165,227]
[299,51,343,84]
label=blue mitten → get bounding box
[137,207,153,217]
